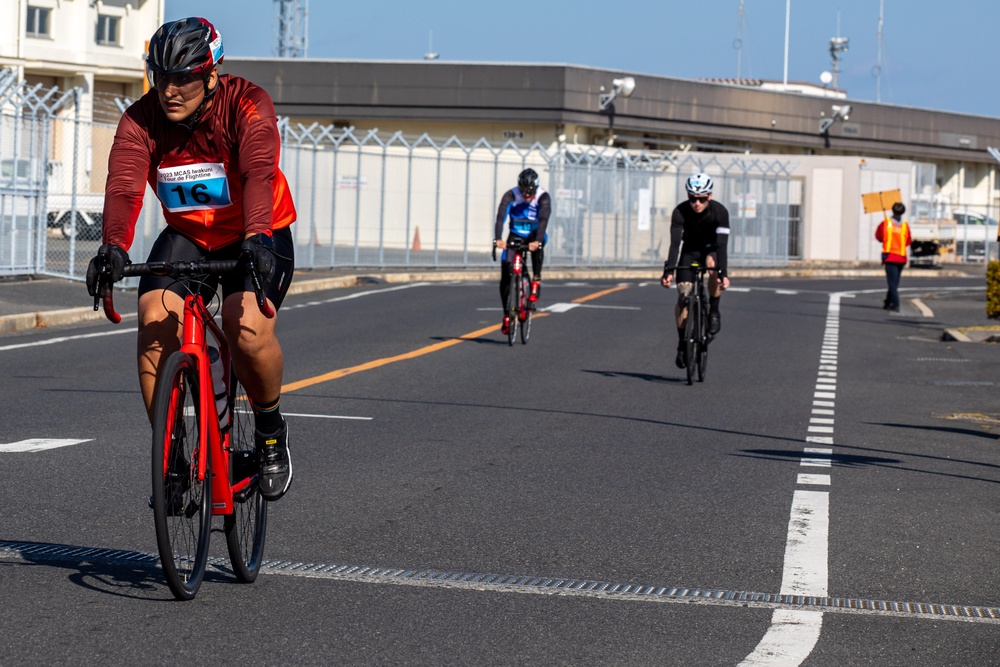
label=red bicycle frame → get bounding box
[161,293,252,516]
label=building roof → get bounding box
[223,58,1000,163]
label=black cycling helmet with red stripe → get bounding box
[146,17,224,90]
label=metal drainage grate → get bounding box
[2,540,997,623]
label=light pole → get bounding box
[598,76,636,143]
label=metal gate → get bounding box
[0,69,78,277]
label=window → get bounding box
[96,15,120,46]
[26,6,51,38]
[964,164,979,189]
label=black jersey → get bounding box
[665,199,731,276]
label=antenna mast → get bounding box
[274,0,308,58]
[829,11,849,90]
[735,0,745,80]
[875,0,884,102]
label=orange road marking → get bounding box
[572,284,630,304]
[282,282,630,392]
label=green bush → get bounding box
[987,261,1000,318]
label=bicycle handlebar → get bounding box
[93,257,274,324]
[492,236,536,262]
[662,264,718,273]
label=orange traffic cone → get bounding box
[411,226,422,251]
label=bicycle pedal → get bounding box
[232,479,260,503]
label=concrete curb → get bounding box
[0,267,982,336]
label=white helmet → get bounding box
[685,172,714,195]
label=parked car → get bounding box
[46,193,104,240]
[910,208,998,262]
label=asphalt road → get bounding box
[1,275,997,666]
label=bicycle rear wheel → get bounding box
[684,298,698,386]
[151,351,212,601]
[519,273,532,344]
[224,369,268,583]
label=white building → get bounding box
[0,0,163,123]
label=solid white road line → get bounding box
[0,327,134,352]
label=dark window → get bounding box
[96,15,119,46]
[26,6,50,37]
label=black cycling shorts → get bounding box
[676,248,717,285]
[138,226,295,310]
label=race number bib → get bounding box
[156,163,232,212]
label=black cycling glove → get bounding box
[240,233,276,285]
[86,244,130,297]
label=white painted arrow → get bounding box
[0,439,93,453]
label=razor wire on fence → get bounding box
[1,68,799,279]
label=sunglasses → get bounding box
[689,195,709,204]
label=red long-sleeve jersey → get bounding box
[102,74,295,251]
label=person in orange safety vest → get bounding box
[874,202,911,313]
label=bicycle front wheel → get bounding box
[151,351,213,601]
[506,273,518,346]
[684,299,698,385]
[224,369,268,583]
[519,273,532,344]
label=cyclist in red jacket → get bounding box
[86,17,294,501]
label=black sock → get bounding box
[251,397,283,434]
[677,328,686,349]
[709,296,720,312]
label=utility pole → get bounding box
[274,0,308,58]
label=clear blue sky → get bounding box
[165,0,998,118]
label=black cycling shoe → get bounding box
[708,310,721,335]
[675,348,687,369]
[255,420,293,501]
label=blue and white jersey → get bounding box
[505,186,548,236]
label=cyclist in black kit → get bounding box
[661,172,731,369]
[494,168,551,334]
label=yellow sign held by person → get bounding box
[861,189,902,215]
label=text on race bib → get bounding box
[156,163,232,212]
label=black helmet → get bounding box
[146,17,224,88]
[517,168,539,196]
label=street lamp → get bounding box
[598,77,636,143]
[598,76,636,111]
[819,103,852,134]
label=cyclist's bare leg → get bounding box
[706,254,723,297]
[137,289,185,424]
[674,282,693,329]
[222,292,284,407]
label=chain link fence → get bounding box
[1,68,798,279]
[277,124,795,270]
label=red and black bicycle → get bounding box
[94,258,272,600]
[494,236,534,346]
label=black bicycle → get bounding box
[665,262,715,385]
[493,236,534,346]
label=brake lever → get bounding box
[243,252,275,319]
[92,262,123,324]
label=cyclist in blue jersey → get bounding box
[494,168,551,334]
